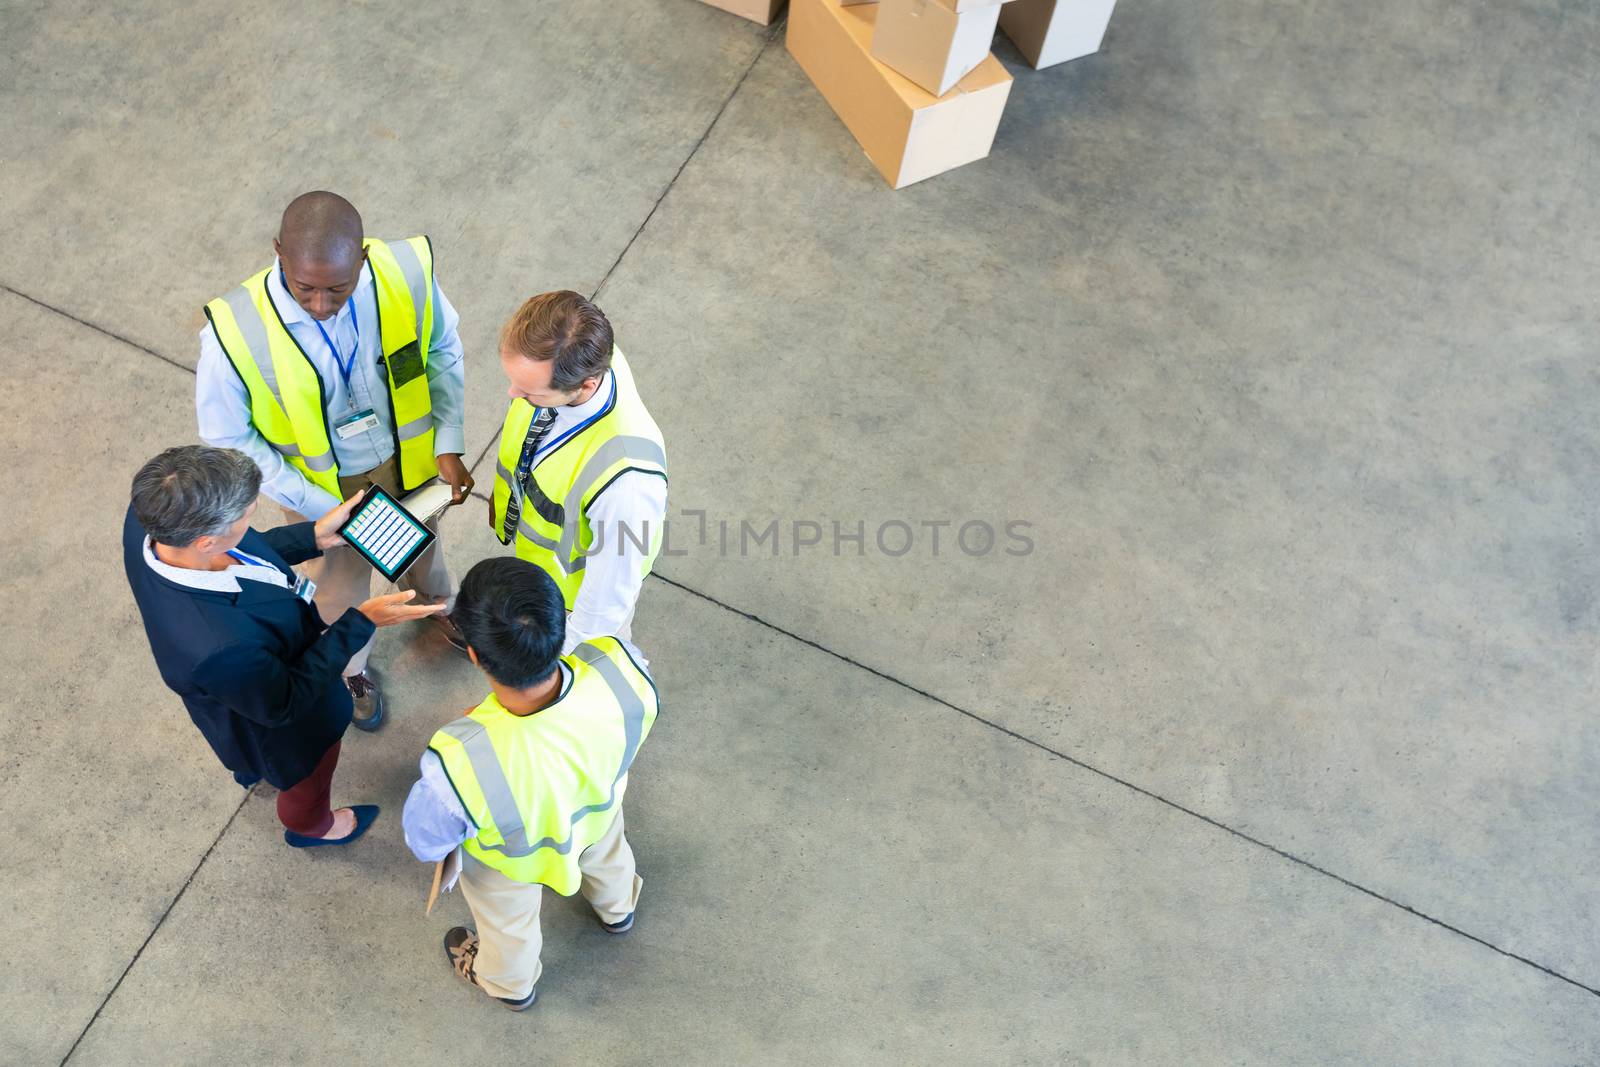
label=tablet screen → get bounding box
[337,485,438,582]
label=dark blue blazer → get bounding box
[122,505,376,789]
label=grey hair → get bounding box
[131,446,263,547]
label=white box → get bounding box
[999,0,1115,69]
[787,0,1013,189]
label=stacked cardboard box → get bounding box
[787,0,1011,188]
[999,0,1116,69]
[872,0,1007,97]
[700,0,787,25]
[695,0,1117,187]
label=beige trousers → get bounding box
[459,806,642,1000]
[287,455,454,677]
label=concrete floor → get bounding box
[2,0,1597,1062]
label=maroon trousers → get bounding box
[276,741,342,837]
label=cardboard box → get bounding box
[699,0,786,25]
[998,0,1115,69]
[871,0,1003,97]
[787,0,1012,189]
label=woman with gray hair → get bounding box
[122,445,442,846]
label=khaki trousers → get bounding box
[459,806,642,1000]
[287,455,454,677]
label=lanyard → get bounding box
[313,304,361,392]
[533,372,617,462]
[225,548,267,569]
[283,268,362,392]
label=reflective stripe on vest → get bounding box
[203,236,439,497]
[427,639,660,893]
[489,347,668,607]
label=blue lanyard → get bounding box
[534,373,617,462]
[313,305,360,392]
[225,549,265,568]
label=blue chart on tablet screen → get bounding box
[346,494,427,574]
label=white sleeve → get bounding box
[196,324,343,520]
[425,277,466,458]
[563,470,669,655]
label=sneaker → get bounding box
[431,611,469,655]
[599,912,634,935]
[443,927,536,1011]
[346,671,385,732]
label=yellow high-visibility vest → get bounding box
[428,638,660,893]
[204,237,439,497]
[490,348,667,607]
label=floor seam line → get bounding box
[470,27,772,487]
[588,22,779,307]
[59,790,254,1065]
[2,283,194,375]
[644,570,1600,1001]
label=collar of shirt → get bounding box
[143,536,290,593]
[544,370,616,445]
[480,662,575,719]
[267,256,373,331]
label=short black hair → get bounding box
[452,557,567,689]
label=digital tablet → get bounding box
[337,484,438,582]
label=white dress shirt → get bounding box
[143,539,290,593]
[520,372,668,654]
[196,254,466,521]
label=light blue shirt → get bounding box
[196,252,466,520]
[402,749,477,863]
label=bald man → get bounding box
[197,192,473,730]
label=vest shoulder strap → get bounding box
[431,707,536,856]
[572,637,659,712]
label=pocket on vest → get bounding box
[526,476,566,528]
[387,340,425,388]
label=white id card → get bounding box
[293,575,317,604]
[334,408,381,440]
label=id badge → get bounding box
[293,575,317,604]
[335,408,381,440]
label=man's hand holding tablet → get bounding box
[314,494,364,549]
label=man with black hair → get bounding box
[198,191,474,731]
[401,556,659,1010]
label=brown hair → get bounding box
[500,290,615,392]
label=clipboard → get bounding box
[426,847,462,915]
[401,482,457,525]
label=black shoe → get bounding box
[599,912,634,934]
[431,612,469,655]
[444,927,536,1011]
[346,671,385,732]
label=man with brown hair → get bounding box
[487,291,667,653]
